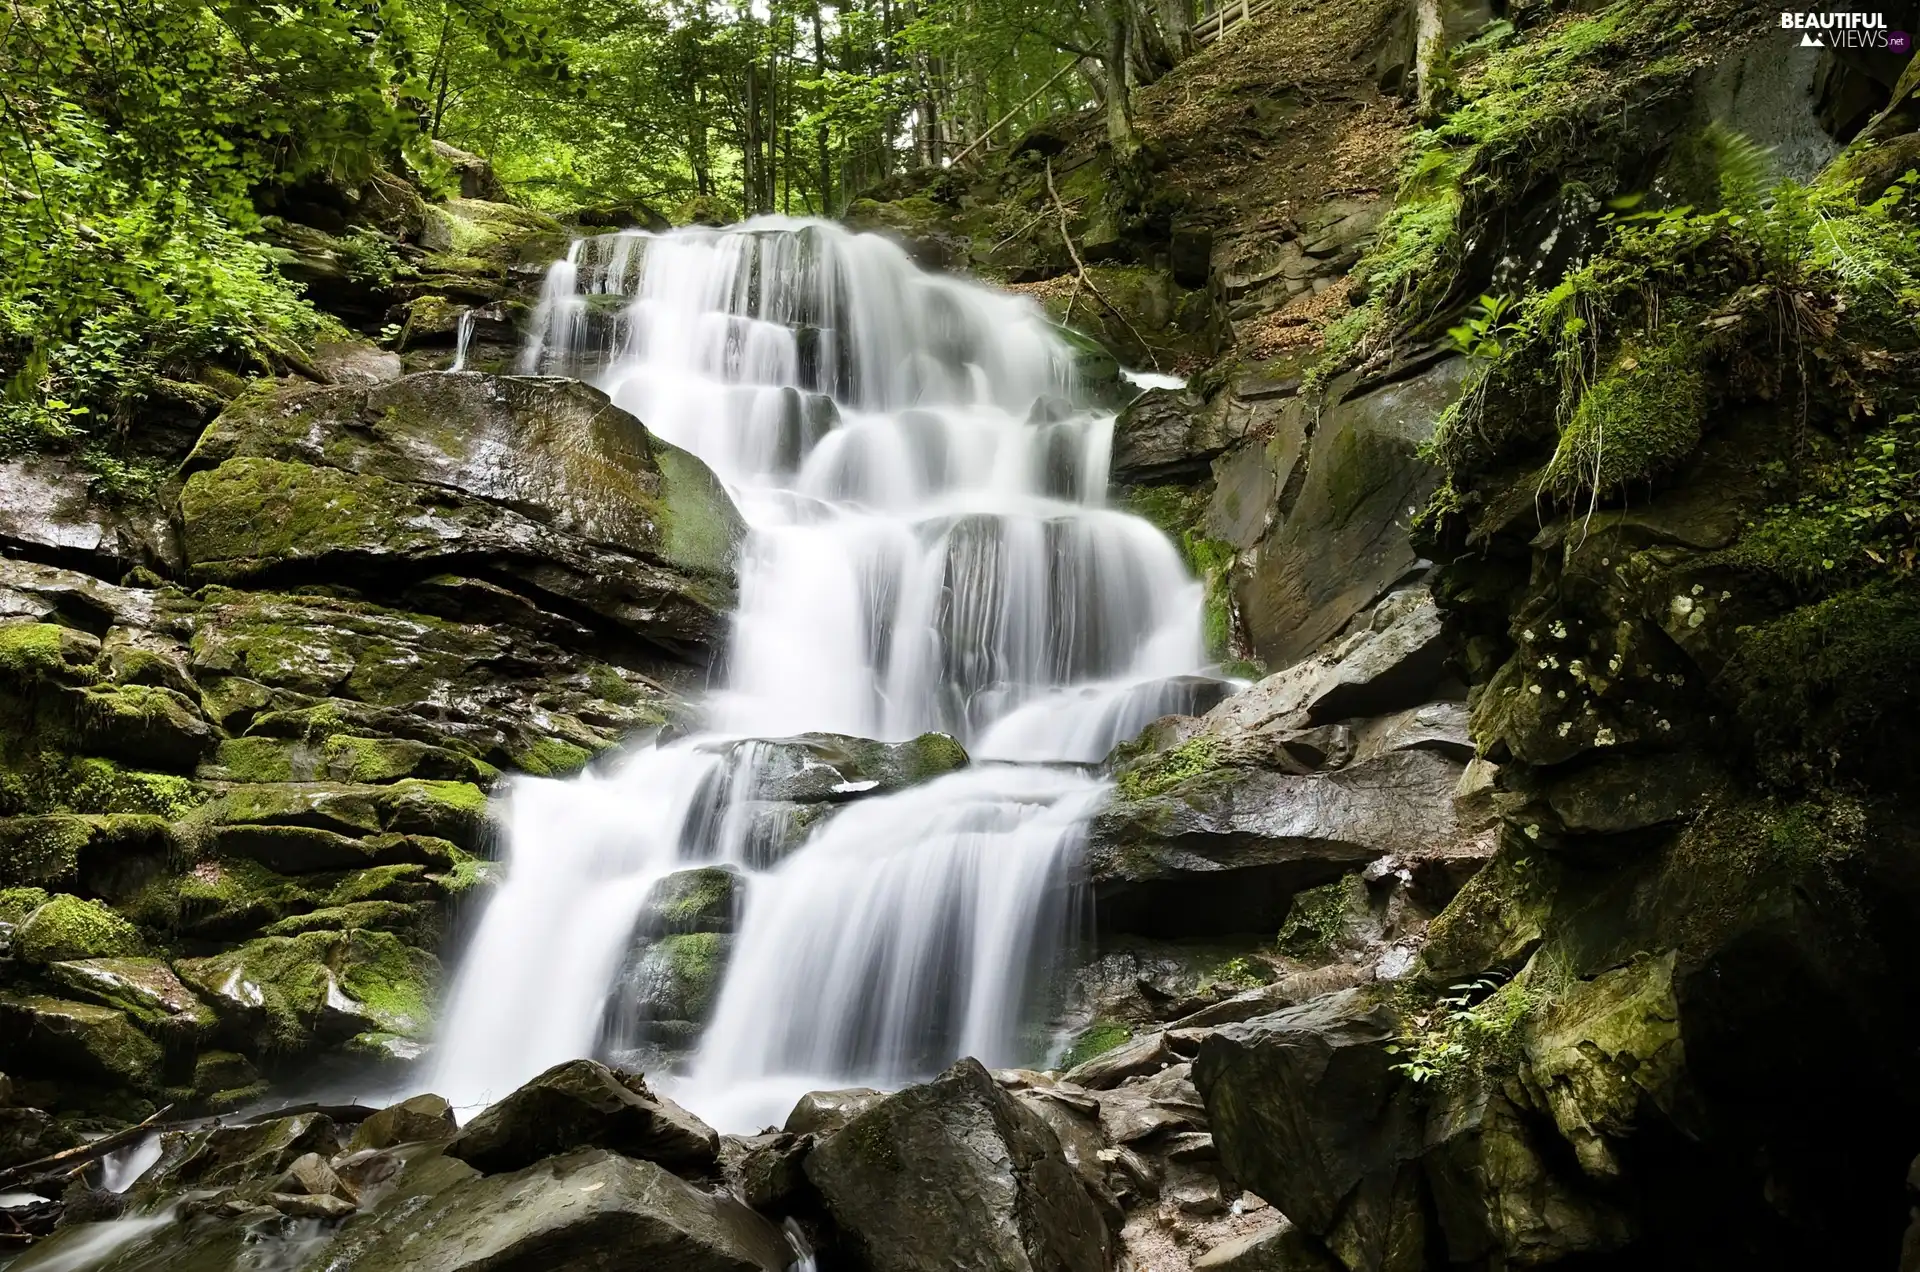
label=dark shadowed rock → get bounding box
[1111,388,1241,484]
[345,1147,788,1272]
[804,1057,1113,1272]
[1194,990,1425,1271]
[446,1058,719,1176]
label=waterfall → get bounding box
[431,218,1208,1131]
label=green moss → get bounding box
[206,737,295,784]
[1060,1021,1132,1070]
[653,443,744,580]
[1718,583,1920,785]
[62,759,208,818]
[175,855,321,935]
[895,732,970,783]
[0,815,90,887]
[1277,875,1366,959]
[646,867,735,933]
[1542,339,1706,498]
[1115,735,1219,801]
[178,457,433,580]
[264,900,438,944]
[656,931,726,1021]
[177,928,437,1050]
[429,854,499,896]
[327,863,434,905]
[0,886,51,922]
[0,623,95,682]
[15,894,147,962]
[511,736,593,777]
[586,664,642,707]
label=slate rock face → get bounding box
[804,1057,1113,1272]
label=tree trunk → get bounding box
[1098,0,1140,159]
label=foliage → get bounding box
[1388,973,1532,1087]
[1734,418,1920,583]
[1276,876,1361,959]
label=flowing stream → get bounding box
[430,218,1210,1131]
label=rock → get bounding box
[13,895,146,962]
[784,1087,887,1137]
[719,1131,812,1211]
[0,457,180,577]
[0,1106,73,1170]
[275,1150,357,1202]
[739,731,970,803]
[342,1147,788,1272]
[607,931,732,1031]
[145,1112,343,1193]
[1088,748,1466,936]
[445,1058,719,1177]
[1111,389,1241,484]
[351,1093,460,1151]
[313,337,404,386]
[429,140,509,201]
[1239,357,1466,668]
[1062,1030,1179,1090]
[1194,989,1424,1268]
[43,957,216,1039]
[804,1057,1112,1272]
[179,373,745,655]
[175,929,437,1055]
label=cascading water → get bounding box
[430,218,1212,1131]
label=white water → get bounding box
[431,218,1209,1130]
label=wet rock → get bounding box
[343,1148,787,1272]
[179,373,745,655]
[175,929,437,1056]
[43,956,216,1040]
[1088,748,1466,936]
[275,1150,357,1202]
[804,1057,1112,1272]
[1111,388,1241,485]
[0,995,164,1091]
[0,1106,72,1171]
[350,1093,459,1151]
[0,456,180,577]
[741,731,970,803]
[719,1131,812,1211]
[445,1058,719,1177]
[784,1087,887,1137]
[1063,1030,1180,1090]
[13,895,147,963]
[146,1112,344,1193]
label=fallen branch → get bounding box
[0,1105,174,1191]
[1044,158,1160,371]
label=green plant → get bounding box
[1388,973,1531,1087]
[336,229,404,290]
[1446,293,1519,361]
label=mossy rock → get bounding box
[176,929,439,1054]
[262,899,443,946]
[0,994,165,1091]
[1059,1020,1132,1070]
[375,779,492,851]
[15,895,147,963]
[43,957,218,1041]
[508,736,596,777]
[616,932,731,1026]
[71,684,216,771]
[0,623,101,686]
[751,731,971,803]
[1543,340,1708,498]
[0,756,209,820]
[638,867,739,936]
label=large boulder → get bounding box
[732,731,970,803]
[342,1147,788,1272]
[445,1058,719,1177]
[804,1056,1112,1272]
[179,373,744,656]
[1193,990,1424,1272]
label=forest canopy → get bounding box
[1,0,1206,461]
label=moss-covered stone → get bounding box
[1277,874,1368,960]
[0,995,165,1090]
[176,929,438,1053]
[1543,340,1708,499]
[262,900,442,946]
[44,957,218,1041]
[1060,1020,1132,1070]
[15,894,147,963]
[73,683,215,770]
[0,623,99,684]
[510,736,594,777]
[0,815,91,888]
[639,867,737,935]
[375,779,490,850]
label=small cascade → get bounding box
[448,308,476,372]
[431,217,1210,1129]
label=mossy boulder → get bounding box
[0,995,165,1091]
[176,929,438,1054]
[178,374,744,654]
[610,932,732,1029]
[637,867,739,936]
[14,894,147,963]
[44,957,218,1041]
